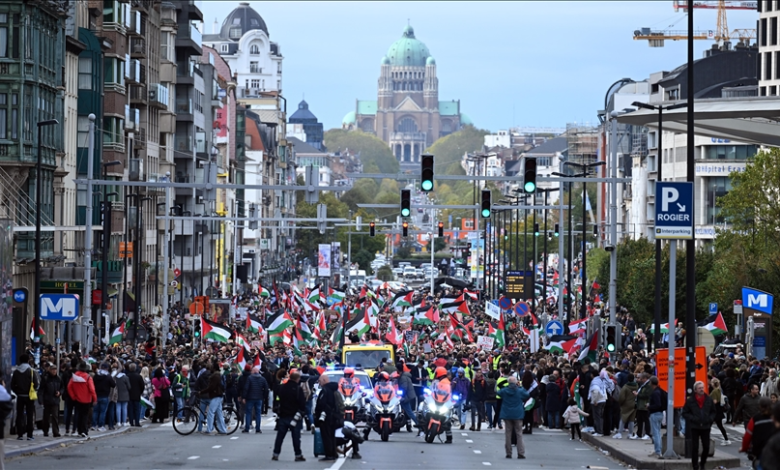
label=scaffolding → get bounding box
[565,123,599,165]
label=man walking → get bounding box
[395,362,418,432]
[682,380,716,470]
[10,354,39,440]
[470,369,487,432]
[272,371,306,462]
[40,364,62,437]
[242,365,269,433]
[735,383,762,428]
[126,363,145,427]
[67,361,97,438]
[497,376,530,459]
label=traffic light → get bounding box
[400,189,411,217]
[523,158,537,193]
[480,190,491,218]
[369,221,376,237]
[534,223,540,237]
[402,221,409,237]
[554,223,559,237]
[437,221,444,237]
[594,224,599,236]
[606,325,617,352]
[421,154,434,192]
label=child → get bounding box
[562,397,589,441]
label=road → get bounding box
[6,417,623,470]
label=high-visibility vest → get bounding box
[496,376,509,400]
[464,365,474,381]
[426,367,435,380]
[492,355,502,370]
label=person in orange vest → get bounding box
[430,367,453,444]
[338,368,361,396]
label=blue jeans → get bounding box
[457,403,467,425]
[175,397,185,418]
[198,398,211,432]
[206,396,227,434]
[93,397,109,427]
[485,402,495,427]
[244,399,263,431]
[401,400,418,426]
[547,411,561,429]
[128,400,140,426]
[650,412,664,455]
[106,401,116,428]
[139,402,147,422]
[115,401,128,424]
[273,417,303,457]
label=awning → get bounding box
[615,97,780,147]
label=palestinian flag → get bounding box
[450,315,474,343]
[328,287,345,303]
[296,319,315,343]
[313,313,327,342]
[235,333,249,350]
[441,300,470,316]
[578,330,599,363]
[490,311,506,349]
[413,306,439,326]
[247,313,263,334]
[702,312,728,337]
[258,285,271,298]
[365,299,380,318]
[30,317,45,340]
[269,327,292,346]
[568,318,587,335]
[201,318,231,343]
[330,322,344,345]
[648,319,677,334]
[385,316,402,346]
[463,288,479,301]
[236,347,248,370]
[345,310,372,338]
[265,310,294,335]
[292,328,304,356]
[392,291,414,309]
[545,335,578,354]
[440,294,464,305]
[110,320,125,344]
[308,286,321,304]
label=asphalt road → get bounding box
[5,416,625,470]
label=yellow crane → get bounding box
[634,0,756,47]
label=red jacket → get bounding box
[67,371,97,404]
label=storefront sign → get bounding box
[695,162,747,176]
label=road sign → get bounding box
[545,320,563,336]
[170,280,179,288]
[655,181,693,240]
[514,301,530,317]
[174,268,181,278]
[657,346,707,407]
[709,302,718,315]
[39,294,80,321]
[13,288,26,303]
[498,296,512,310]
[742,287,774,315]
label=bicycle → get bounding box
[173,396,240,436]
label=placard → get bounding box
[656,346,707,408]
[477,335,495,351]
[485,301,501,320]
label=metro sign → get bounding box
[655,182,694,240]
[39,294,80,321]
[742,287,773,315]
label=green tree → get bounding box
[434,237,446,253]
[426,126,489,176]
[324,129,400,174]
[376,265,394,281]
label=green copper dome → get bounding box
[381,56,390,65]
[386,26,431,67]
[460,113,473,126]
[426,56,436,65]
[342,111,356,126]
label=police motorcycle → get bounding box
[363,372,407,442]
[339,368,368,424]
[417,384,459,443]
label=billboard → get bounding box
[318,244,331,277]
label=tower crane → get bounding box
[634,0,756,47]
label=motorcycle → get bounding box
[339,381,366,424]
[364,383,406,442]
[417,386,458,443]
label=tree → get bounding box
[426,126,489,176]
[353,249,374,272]
[324,129,400,174]
[376,265,394,281]
[434,237,447,253]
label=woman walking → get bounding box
[710,378,731,445]
[151,368,171,424]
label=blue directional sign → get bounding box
[545,320,563,336]
[709,303,718,315]
[742,287,774,316]
[655,182,694,240]
[39,294,80,321]
[13,289,26,304]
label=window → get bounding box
[250,79,260,88]
[229,27,241,39]
[221,44,228,53]
[705,144,757,160]
[77,116,89,148]
[160,32,170,61]
[773,17,778,46]
[102,116,124,148]
[250,44,260,55]
[0,14,6,58]
[396,117,418,133]
[11,94,17,139]
[762,18,768,46]
[104,57,125,87]
[78,57,92,89]
[0,93,5,139]
[250,61,260,73]
[706,177,733,224]
[767,51,773,81]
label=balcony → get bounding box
[135,127,146,148]
[176,60,202,86]
[126,59,141,84]
[195,132,206,154]
[128,10,144,37]
[160,4,177,27]
[149,83,169,109]
[129,83,147,105]
[131,37,146,58]
[160,112,176,134]
[179,254,203,273]
[160,62,176,84]
[176,23,202,56]
[187,0,204,21]
[174,134,193,155]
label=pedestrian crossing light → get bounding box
[554,223,559,237]
[369,221,376,237]
[523,158,537,194]
[606,325,616,352]
[402,221,409,237]
[421,154,434,192]
[534,223,540,237]
[480,190,491,218]
[400,189,411,217]
[437,221,444,237]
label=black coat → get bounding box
[276,380,306,419]
[314,382,343,428]
[127,371,145,401]
[470,377,488,402]
[243,374,269,401]
[40,373,62,406]
[682,394,716,430]
[93,372,116,398]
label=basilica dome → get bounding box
[385,25,431,67]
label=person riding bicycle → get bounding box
[430,367,453,444]
[338,368,361,397]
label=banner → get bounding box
[485,301,501,320]
[331,242,341,271]
[318,244,331,277]
[477,335,495,351]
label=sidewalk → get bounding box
[582,432,742,470]
[4,423,149,459]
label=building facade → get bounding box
[288,100,323,150]
[758,0,780,96]
[342,26,471,169]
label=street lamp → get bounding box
[631,100,687,350]
[133,196,152,343]
[33,119,59,351]
[535,187,559,315]
[100,190,118,345]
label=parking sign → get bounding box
[655,182,693,240]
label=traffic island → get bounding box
[581,432,741,470]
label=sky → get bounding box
[199,1,758,133]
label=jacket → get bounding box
[314,382,343,428]
[276,380,306,419]
[618,381,639,422]
[10,364,39,398]
[195,370,212,399]
[681,393,716,430]
[237,370,251,399]
[485,378,498,402]
[396,371,415,404]
[545,381,565,412]
[741,413,776,457]
[127,371,145,401]
[204,372,223,399]
[497,383,530,420]
[61,369,74,401]
[93,371,116,398]
[40,372,62,406]
[243,373,269,401]
[171,373,190,399]
[562,404,588,424]
[152,376,170,398]
[114,373,131,402]
[635,381,652,411]
[67,371,97,404]
[470,376,488,402]
[452,376,470,401]
[736,393,762,423]
[648,387,666,414]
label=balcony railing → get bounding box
[175,134,193,153]
[179,23,202,47]
[131,37,146,57]
[176,98,192,114]
[149,83,169,108]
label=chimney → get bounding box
[213,18,218,34]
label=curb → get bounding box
[581,433,742,470]
[5,424,146,459]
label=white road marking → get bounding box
[222,459,229,462]
[474,450,482,454]
[466,439,473,443]
[462,433,468,436]
[212,445,222,449]
[187,456,200,460]
[482,463,492,466]
[325,449,352,470]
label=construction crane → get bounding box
[634,0,756,47]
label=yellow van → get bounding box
[341,343,395,378]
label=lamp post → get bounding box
[100,190,118,345]
[34,119,59,356]
[535,187,559,315]
[133,196,152,343]
[181,210,191,304]
[631,100,686,350]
